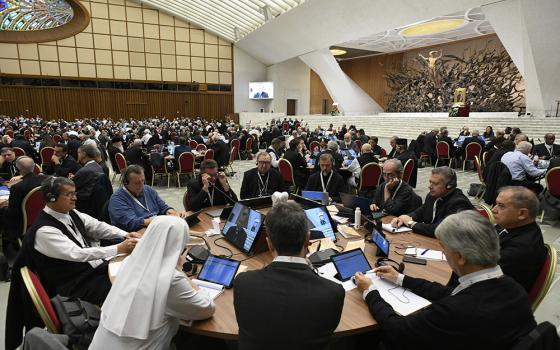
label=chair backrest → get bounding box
[229,146,237,165]
[359,162,382,190]
[33,164,41,175]
[282,122,289,131]
[6,129,14,138]
[402,158,415,184]
[52,134,62,144]
[545,166,560,197]
[183,190,190,211]
[204,148,214,160]
[474,155,484,183]
[178,152,195,173]
[278,158,295,184]
[465,142,482,160]
[482,151,491,167]
[22,187,46,236]
[380,148,387,157]
[473,203,494,224]
[246,137,253,151]
[528,243,558,311]
[13,147,26,158]
[20,266,61,333]
[196,144,207,152]
[230,139,240,159]
[436,141,450,158]
[355,139,362,151]
[510,321,560,350]
[114,153,127,174]
[309,141,320,153]
[23,130,32,140]
[189,140,198,149]
[40,147,55,165]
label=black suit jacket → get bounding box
[372,180,422,216]
[74,161,113,219]
[533,143,560,160]
[365,275,536,350]
[283,149,309,188]
[66,139,82,160]
[357,152,379,168]
[423,132,437,156]
[186,177,238,211]
[234,261,345,350]
[408,189,473,237]
[0,161,18,181]
[240,168,285,199]
[211,140,229,168]
[499,222,547,292]
[305,171,347,201]
[44,155,81,177]
[1,173,47,240]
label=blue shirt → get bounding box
[501,150,546,180]
[109,185,172,231]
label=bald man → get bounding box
[357,144,379,167]
[339,133,359,153]
[533,133,560,160]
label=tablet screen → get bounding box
[305,207,336,241]
[331,248,372,281]
[197,255,240,288]
[373,230,389,256]
[222,202,265,253]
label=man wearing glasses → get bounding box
[240,152,285,199]
[369,159,422,216]
[17,177,140,304]
[186,159,238,211]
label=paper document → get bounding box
[381,223,412,233]
[317,262,356,291]
[308,238,339,254]
[344,240,365,252]
[192,279,225,300]
[338,225,361,239]
[405,248,446,261]
[326,205,339,214]
[366,273,431,316]
[331,215,349,224]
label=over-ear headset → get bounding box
[123,165,143,186]
[444,167,457,190]
[45,177,61,202]
[375,258,405,274]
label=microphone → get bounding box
[209,181,237,205]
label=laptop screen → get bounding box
[339,193,372,216]
[197,255,240,288]
[305,206,336,241]
[222,202,265,253]
[331,248,372,281]
[301,190,328,205]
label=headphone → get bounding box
[375,258,405,273]
[182,261,198,276]
[45,177,61,202]
[444,167,457,190]
[123,165,143,186]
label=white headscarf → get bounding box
[100,216,189,339]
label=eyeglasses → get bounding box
[258,161,271,165]
[382,172,397,178]
[60,191,77,198]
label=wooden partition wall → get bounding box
[0,85,233,120]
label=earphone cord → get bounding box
[213,236,234,258]
[190,234,211,252]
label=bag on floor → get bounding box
[51,295,100,350]
[468,183,482,197]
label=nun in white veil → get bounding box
[89,216,215,350]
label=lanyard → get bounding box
[391,180,403,200]
[257,172,269,196]
[68,218,90,248]
[451,268,504,295]
[431,198,441,223]
[124,187,151,212]
[207,187,215,206]
[320,171,333,192]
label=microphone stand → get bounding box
[209,181,237,205]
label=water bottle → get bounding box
[354,207,361,229]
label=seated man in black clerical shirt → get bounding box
[390,167,473,237]
[234,202,344,350]
[44,143,82,178]
[355,211,536,350]
[186,159,238,211]
[305,153,347,202]
[240,152,285,199]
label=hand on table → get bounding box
[354,272,373,292]
[392,215,413,228]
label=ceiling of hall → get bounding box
[137,0,306,42]
[337,7,495,55]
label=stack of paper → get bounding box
[344,240,365,252]
[338,225,361,239]
[192,279,225,300]
[381,223,412,233]
[405,248,446,261]
[307,238,339,254]
[331,215,349,224]
[366,273,431,316]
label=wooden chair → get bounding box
[473,202,494,224]
[13,147,25,158]
[225,146,237,176]
[21,187,46,240]
[540,166,560,222]
[20,266,61,334]
[189,140,198,149]
[278,158,297,193]
[40,147,55,169]
[528,244,558,311]
[230,139,240,160]
[380,148,387,158]
[204,148,214,160]
[463,142,482,171]
[33,164,41,175]
[282,122,289,133]
[52,134,62,144]
[245,137,254,159]
[177,152,195,187]
[474,155,486,201]
[419,152,431,166]
[309,141,320,153]
[358,163,382,193]
[434,141,455,168]
[354,139,362,152]
[482,151,491,169]
[113,153,127,184]
[196,144,207,152]
[402,158,415,185]
[183,190,190,211]
[151,159,172,188]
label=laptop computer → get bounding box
[339,192,373,216]
[238,196,272,209]
[290,193,324,209]
[301,190,329,206]
[304,206,337,241]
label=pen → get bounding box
[316,241,322,252]
[420,248,429,256]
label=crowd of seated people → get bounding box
[0,114,557,349]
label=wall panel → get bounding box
[0,86,233,120]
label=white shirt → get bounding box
[273,256,309,265]
[34,207,128,268]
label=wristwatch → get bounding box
[407,220,416,228]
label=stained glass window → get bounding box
[0,0,74,31]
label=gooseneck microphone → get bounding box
[208,181,237,205]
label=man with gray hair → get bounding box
[391,166,473,237]
[0,156,47,255]
[355,211,536,349]
[370,159,422,216]
[501,141,545,194]
[240,151,285,199]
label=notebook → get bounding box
[365,273,431,316]
[381,223,412,233]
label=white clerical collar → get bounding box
[452,265,503,296]
[44,206,72,221]
[273,256,308,265]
